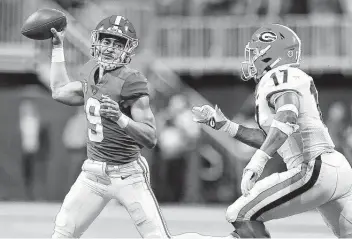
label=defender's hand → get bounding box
[241,170,256,197]
[192,104,230,131]
[241,149,271,196]
[100,95,122,121]
[51,28,66,48]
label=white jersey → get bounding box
[255,65,335,169]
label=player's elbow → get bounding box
[52,90,61,101]
[272,111,299,137]
[52,90,66,104]
[146,137,157,149]
[276,111,298,125]
[276,130,289,141]
[144,130,157,149]
[52,90,84,106]
[143,125,157,149]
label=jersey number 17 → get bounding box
[271,69,323,121]
[256,70,324,126]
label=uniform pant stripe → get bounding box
[137,158,172,238]
[250,157,322,220]
[238,162,306,220]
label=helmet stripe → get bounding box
[114,16,122,25]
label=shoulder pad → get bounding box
[111,66,139,80]
[258,66,311,99]
[121,70,149,100]
[79,59,97,81]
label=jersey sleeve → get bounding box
[260,67,309,108]
[120,72,149,101]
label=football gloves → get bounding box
[241,149,271,196]
[192,104,230,131]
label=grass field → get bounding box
[0,202,334,238]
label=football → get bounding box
[21,8,67,40]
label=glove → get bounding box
[192,104,230,131]
[241,149,271,196]
[241,170,256,197]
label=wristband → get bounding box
[116,114,130,129]
[52,47,65,62]
[253,149,272,161]
[244,149,271,179]
[225,121,239,137]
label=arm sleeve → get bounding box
[268,90,300,108]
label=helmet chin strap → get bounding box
[97,47,134,70]
[255,57,282,82]
[270,58,281,68]
[97,61,121,82]
[98,55,120,71]
[98,64,105,80]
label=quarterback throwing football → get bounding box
[49,16,171,238]
[192,24,352,238]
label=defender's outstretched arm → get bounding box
[234,126,266,149]
[192,104,266,148]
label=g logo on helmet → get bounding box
[258,31,277,43]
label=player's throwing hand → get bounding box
[100,95,122,121]
[50,27,65,47]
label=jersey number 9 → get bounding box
[86,98,104,142]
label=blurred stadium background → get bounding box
[0,0,351,237]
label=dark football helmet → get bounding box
[241,24,301,82]
[90,15,139,70]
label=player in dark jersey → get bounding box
[49,15,171,238]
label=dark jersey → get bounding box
[80,60,149,164]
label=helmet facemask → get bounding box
[241,43,271,82]
[90,30,139,71]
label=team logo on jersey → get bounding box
[258,31,277,43]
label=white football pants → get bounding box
[226,150,352,238]
[52,156,171,238]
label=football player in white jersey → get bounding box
[191,24,352,238]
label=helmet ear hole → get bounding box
[287,50,294,58]
[125,56,131,64]
[262,57,272,63]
